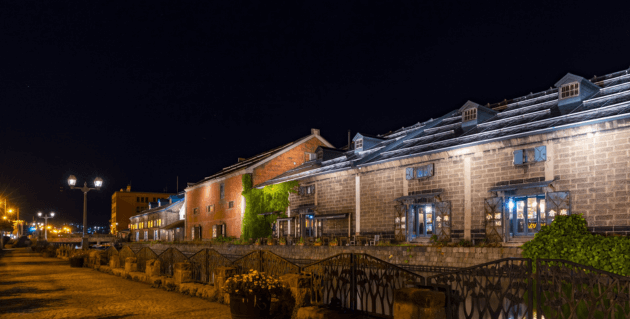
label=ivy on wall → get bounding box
[241,174,299,240]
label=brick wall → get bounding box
[253,136,328,186]
[186,174,244,240]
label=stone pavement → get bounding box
[0,248,231,318]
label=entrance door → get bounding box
[410,204,434,239]
[509,196,545,236]
[303,214,314,237]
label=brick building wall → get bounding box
[284,117,630,242]
[186,134,330,241]
[252,137,325,186]
[186,174,244,240]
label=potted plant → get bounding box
[70,250,87,268]
[313,238,322,246]
[267,235,274,245]
[223,270,286,319]
[297,237,305,246]
[254,238,261,246]
[329,238,338,247]
[279,237,286,246]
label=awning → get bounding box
[161,219,185,230]
[394,192,442,202]
[489,180,555,192]
[314,213,349,220]
[276,217,295,222]
[294,204,316,211]
[257,211,282,216]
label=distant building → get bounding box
[129,194,185,242]
[185,129,333,240]
[110,185,173,235]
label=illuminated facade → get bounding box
[185,129,332,240]
[261,69,630,244]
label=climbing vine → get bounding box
[241,174,299,240]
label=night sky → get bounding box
[1,1,629,228]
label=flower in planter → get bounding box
[279,237,286,244]
[223,270,286,298]
[297,237,305,245]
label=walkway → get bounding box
[0,248,231,318]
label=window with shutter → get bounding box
[514,146,546,165]
[484,197,504,243]
[545,192,570,225]
[435,201,451,241]
[405,168,414,180]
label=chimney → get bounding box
[126,184,131,192]
[311,128,320,136]
[347,130,351,150]
[238,158,246,162]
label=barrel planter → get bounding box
[229,294,270,319]
[70,257,84,268]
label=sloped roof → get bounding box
[130,199,185,220]
[187,133,333,189]
[258,67,630,187]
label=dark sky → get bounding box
[1,1,629,228]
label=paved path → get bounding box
[0,248,231,318]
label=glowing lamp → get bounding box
[94,177,103,189]
[68,175,77,187]
[508,200,515,210]
[425,206,432,213]
[51,212,55,217]
[38,212,42,217]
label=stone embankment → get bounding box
[125,242,523,269]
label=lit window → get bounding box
[355,139,363,149]
[560,82,579,99]
[463,108,477,122]
[305,152,317,161]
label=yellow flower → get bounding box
[249,289,253,293]
[236,290,239,293]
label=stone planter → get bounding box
[70,257,84,268]
[313,243,322,246]
[279,243,286,246]
[229,294,270,319]
[329,243,338,247]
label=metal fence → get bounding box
[102,246,630,319]
[302,253,426,317]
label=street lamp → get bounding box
[37,212,55,241]
[68,175,102,248]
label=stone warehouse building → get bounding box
[260,69,630,245]
[130,194,186,242]
[184,129,333,240]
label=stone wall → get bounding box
[287,117,630,242]
[124,242,523,269]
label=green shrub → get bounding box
[522,214,630,276]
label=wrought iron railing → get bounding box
[118,246,136,268]
[536,259,630,319]
[302,253,426,317]
[136,247,158,272]
[189,248,232,284]
[93,246,630,319]
[427,258,533,319]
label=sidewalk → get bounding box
[0,248,231,318]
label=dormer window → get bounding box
[355,139,363,149]
[463,108,477,122]
[560,82,579,99]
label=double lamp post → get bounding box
[67,175,102,249]
[37,212,55,240]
